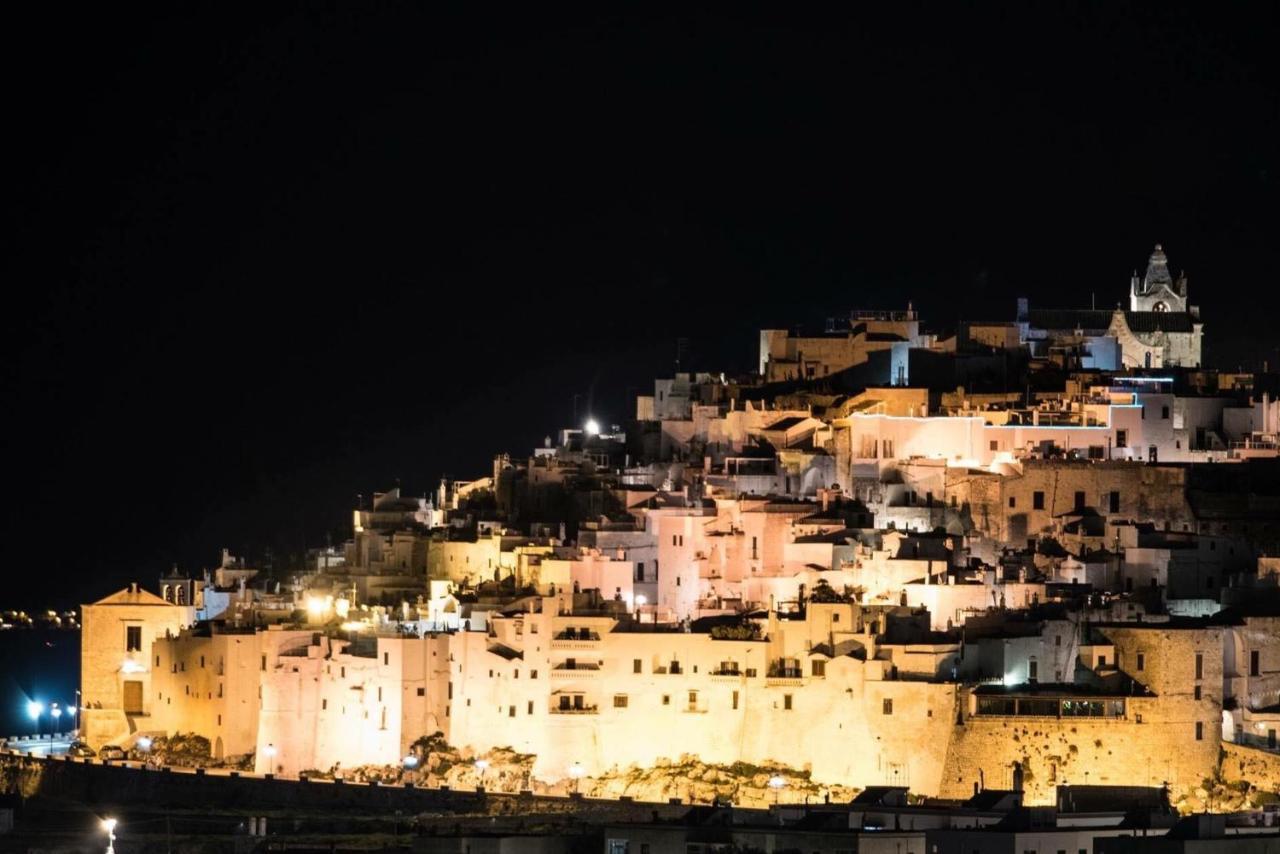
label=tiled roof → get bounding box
[1026,308,1197,334]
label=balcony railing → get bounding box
[550,705,598,715]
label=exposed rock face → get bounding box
[304,738,857,808]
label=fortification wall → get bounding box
[938,711,1219,804]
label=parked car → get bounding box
[98,744,126,761]
[67,741,96,758]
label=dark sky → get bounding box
[4,5,1278,609]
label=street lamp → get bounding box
[402,754,418,769]
[568,761,585,794]
[101,818,117,854]
[768,775,786,804]
[50,704,62,750]
[27,701,42,741]
[474,758,489,788]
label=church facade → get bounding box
[1025,244,1203,369]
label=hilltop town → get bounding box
[77,245,1280,813]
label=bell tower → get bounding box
[1129,243,1188,313]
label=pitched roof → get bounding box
[89,585,173,607]
[1025,308,1196,334]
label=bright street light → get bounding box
[137,737,153,752]
[568,761,585,794]
[102,818,118,854]
[27,701,42,741]
[402,754,418,769]
[584,419,600,437]
[262,744,277,757]
[768,775,786,804]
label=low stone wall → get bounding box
[1222,742,1280,795]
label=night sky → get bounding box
[4,6,1278,609]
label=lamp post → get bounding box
[50,704,62,750]
[568,761,585,795]
[474,758,489,789]
[262,743,277,776]
[101,818,117,854]
[768,775,786,805]
[27,701,42,745]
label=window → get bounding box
[199,655,205,668]
[613,695,628,708]
[883,439,894,458]
[1162,405,1170,419]
[783,694,793,711]
[883,698,893,715]
[1074,491,1085,510]
[125,626,142,652]
[384,652,389,665]
[732,690,739,710]
[990,440,999,451]
[528,701,534,714]
[1136,653,1145,671]
[1116,429,1127,449]
[676,576,681,586]
[1033,491,1045,511]
[1194,685,1202,700]
[1197,653,1204,680]
[687,690,697,710]
[1029,659,1038,682]
[1109,491,1121,513]
[1009,496,1017,508]
[377,687,383,701]
[662,695,670,706]
[1252,650,1261,677]
[322,699,327,710]
[531,669,538,679]
[745,668,757,678]
[508,706,516,717]
[417,687,425,696]
[1196,721,1204,741]
[811,660,826,677]
[635,562,645,582]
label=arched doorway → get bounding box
[214,736,224,760]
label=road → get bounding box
[4,733,72,755]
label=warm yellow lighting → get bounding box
[334,598,351,619]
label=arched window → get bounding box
[176,586,186,605]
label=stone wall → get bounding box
[938,705,1209,804]
[1221,742,1280,795]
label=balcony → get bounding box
[551,664,599,679]
[551,630,602,651]
[766,677,804,688]
[550,705,599,715]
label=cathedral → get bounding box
[1118,243,1203,367]
[1025,244,1203,369]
